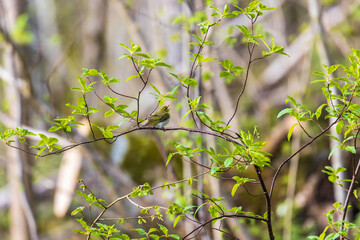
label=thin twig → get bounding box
[17,126,243,158]
[83,94,96,140]
[226,16,259,127]
[341,155,360,229]
[182,214,266,240]
[254,165,274,240]
[270,92,354,198]
[84,171,210,239]
[107,85,138,101]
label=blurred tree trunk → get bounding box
[52,0,109,219]
[308,0,346,205]
[82,0,108,68]
[1,0,38,239]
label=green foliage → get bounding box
[308,203,360,240]
[0,127,35,144]
[92,124,119,139]
[167,141,202,165]
[279,47,360,239]
[149,83,179,106]
[132,224,180,240]
[71,76,96,93]
[131,183,153,197]
[118,41,171,71]
[261,37,289,57]
[231,176,256,196]
[49,116,84,133]
[29,133,62,158]
[65,96,99,116]
[10,14,34,44]
[219,59,243,83]
[322,166,348,186]
[235,130,271,168]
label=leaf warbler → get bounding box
[143,105,170,128]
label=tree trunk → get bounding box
[1,0,38,239]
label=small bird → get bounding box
[143,105,170,128]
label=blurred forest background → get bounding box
[1,0,360,239]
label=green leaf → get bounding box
[224,157,233,167]
[286,95,297,106]
[220,71,231,78]
[232,66,243,75]
[327,134,341,142]
[155,62,172,68]
[328,145,339,159]
[231,183,240,196]
[169,234,180,240]
[182,78,198,86]
[39,133,48,141]
[117,54,132,61]
[104,110,114,118]
[220,59,233,69]
[336,120,343,135]
[49,126,60,132]
[325,233,340,240]
[187,178,193,186]
[354,189,358,199]
[150,83,161,95]
[48,137,59,145]
[132,228,147,235]
[277,108,293,118]
[71,87,83,92]
[71,206,84,216]
[313,71,327,77]
[192,34,202,43]
[103,131,113,139]
[169,84,180,95]
[315,104,326,119]
[118,218,125,225]
[210,5,221,13]
[83,68,99,76]
[197,103,209,109]
[132,44,141,53]
[134,53,150,59]
[158,224,168,235]
[182,110,192,119]
[272,45,289,57]
[108,77,120,84]
[335,167,346,174]
[106,125,119,131]
[249,0,260,9]
[169,73,181,81]
[119,43,131,51]
[126,74,138,82]
[198,57,217,63]
[261,38,271,50]
[287,123,297,141]
[326,64,340,75]
[224,4,229,14]
[236,25,250,37]
[166,152,178,166]
[173,215,184,228]
[259,3,276,11]
[318,226,330,240]
[210,167,220,175]
[344,145,356,154]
